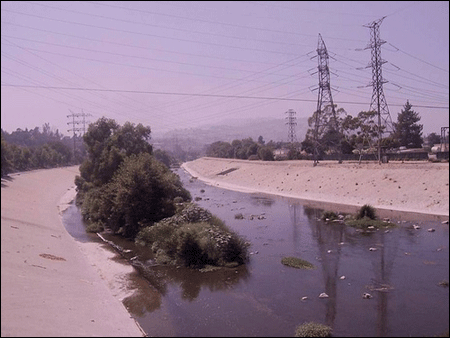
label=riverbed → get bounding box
[62,167,449,337]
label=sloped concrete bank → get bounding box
[182,157,449,218]
[1,166,144,337]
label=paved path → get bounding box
[1,166,144,337]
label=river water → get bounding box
[62,167,449,337]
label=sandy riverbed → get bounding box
[182,157,449,218]
[1,166,144,337]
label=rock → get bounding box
[319,293,329,298]
[362,292,372,299]
[369,247,377,251]
[301,296,308,301]
[413,224,420,230]
[427,228,436,232]
[339,275,346,280]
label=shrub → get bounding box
[83,153,191,238]
[85,220,104,233]
[321,210,338,221]
[356,204,377,220]
[295,322,332,337]
[135,204,249,268]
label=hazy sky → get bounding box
[1,1,448,139]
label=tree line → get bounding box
[206,101,441,160]
[206,136,276,161]
[1,123,84,177]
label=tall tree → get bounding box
[393,101,423,148]
[78,117,152,189]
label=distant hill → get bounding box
[152,117,309,154]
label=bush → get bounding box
[136,204,250,268]
[295,322,332,337]
[344,204,396,229]
[321,210,339,221]
[356,204,377,220]
[80,152,191,238]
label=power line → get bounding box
[1,9,300,57]
[19,1,306,49]
[0,21,283,67]
[387,42,449,73]
[85,1,367,42]
[2,84,447,109]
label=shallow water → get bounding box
[62,167,449,337]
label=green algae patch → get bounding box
[295,322,332,337]
[281,256,315,270]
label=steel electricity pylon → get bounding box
[312,33,339,166]
[285,109,297,143]
[67,109,91,155]
[363,16,393,163]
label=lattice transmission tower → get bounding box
[312,34,339,166]
[67,109,91,155]
[363,17,393,163]
[285,109,297,143]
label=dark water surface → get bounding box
[62,167,449,337]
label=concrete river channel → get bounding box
[62,167,449,337]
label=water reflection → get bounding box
[250,195,275,207]
[123,272,163,317]
[100,232,250,308]
[303,206,345,328]
[61,168,449,337]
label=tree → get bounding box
[78,117,152,189]
[302,105,347,156]
[258,146,274,161]
[206,141,233,158]
[1,134,12,176]
[76,118,191,239]
[426,132,441,146]
[340,111,382,157]
[393,101,423,149]
[100,153,191,238]
[153,148,172,167]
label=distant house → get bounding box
[273,148,289,160]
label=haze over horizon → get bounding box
[1,1,448,139]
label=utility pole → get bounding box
[441,127,449,152]
[363,17,393,164]
[285,109,297,143]
[312,34,339,166]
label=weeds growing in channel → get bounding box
[135,203,250,269]
[281,256,315,270]
[295,322,332,337]
[321,204,397,230]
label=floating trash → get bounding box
[362,292,373,299]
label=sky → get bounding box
[1,1,448,140]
